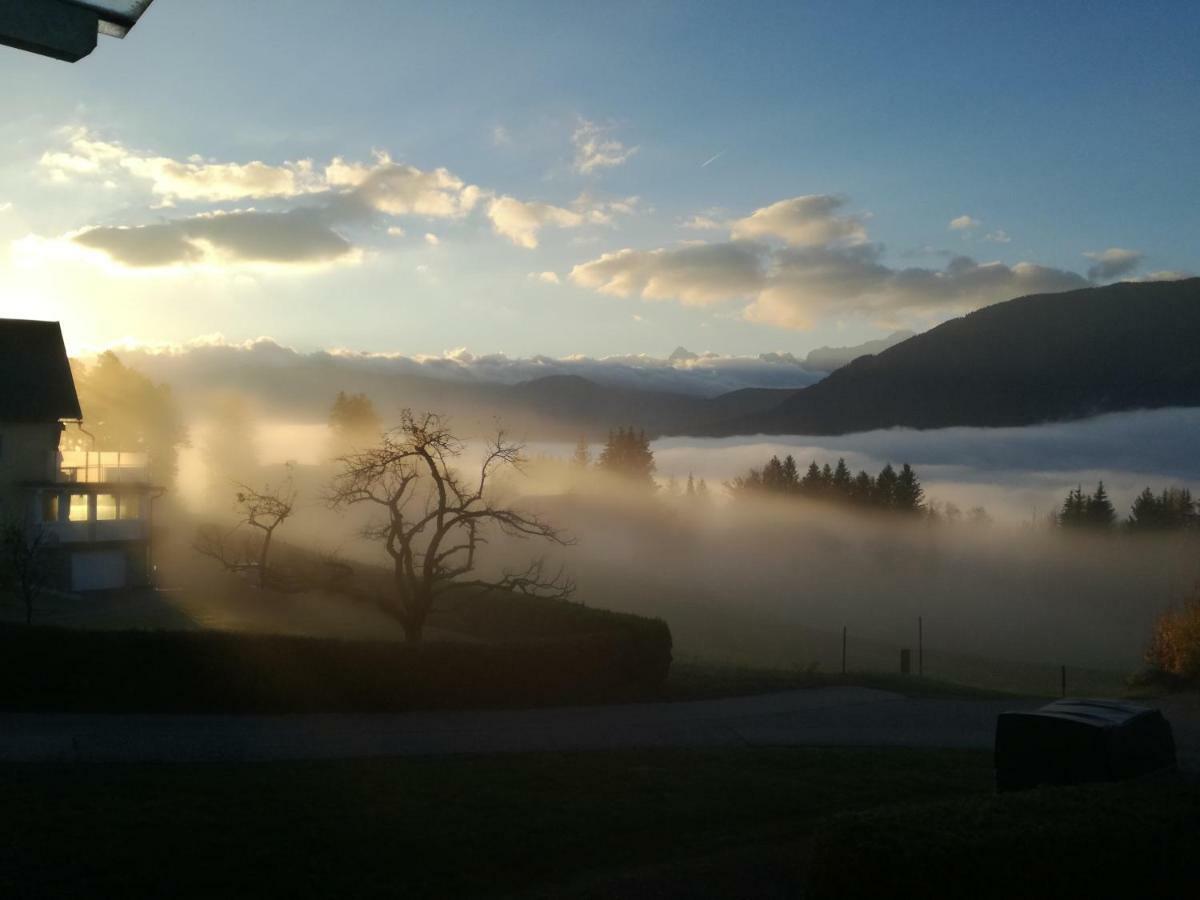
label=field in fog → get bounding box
[154,406,1200,691]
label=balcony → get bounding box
[58,449,150,484]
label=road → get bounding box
[2,688,1196,766]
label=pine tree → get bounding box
[1086,481,1116,529]
[597,426,656,487]
[685,473,696,497]
[832,458,852,496]
[849,470,874,505]
[800,461,823,496]
[893,463,925,513]
[781,455,800,491]
[874,464,898,508]
[571,436,591,468]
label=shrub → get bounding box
[0,618,672,714]
[1145,587,1200,683]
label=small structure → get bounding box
[995,698,1176,792]
[0,318,160,591]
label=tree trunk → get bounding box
[257,529,273,588]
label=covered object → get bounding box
[995,699,1176,792]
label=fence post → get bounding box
[1061,665,1067,698]
[842,626,847,675]
[918,616,924,677]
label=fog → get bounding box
[162,406,1200,691]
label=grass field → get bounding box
[0,747,993,899]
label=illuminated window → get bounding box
[68,494,89,522]
[96,494,118,521]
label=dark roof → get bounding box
[0,319,83,422]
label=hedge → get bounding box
[0,618,673,713]
[807,777,1200,899]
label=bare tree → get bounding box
[327,410,574,643]
[195,466,297,588]
[1,521,50,625]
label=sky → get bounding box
[0,0,1196,364]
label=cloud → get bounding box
[572,119,637,174]
[730,195,867,247]
[487,196,584,248]
[492,125,512,146]
[72,208,355,268]
[573,193,1097,329]
[529,271,560,284]
[949,214,981,231]
[570,242,766,306]
[1084,247,1143,282]
[386,225,406,237]
[683,214,723,231]
[984,229,1011,243]
[424,232,440,245]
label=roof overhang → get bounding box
[0,0,154,62]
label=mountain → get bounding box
[701,278,1200,436]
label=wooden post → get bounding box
[918,616,924,677]
[1061,665,1067,698]
[841,626,847,675]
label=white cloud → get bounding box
[492,125,512,146]
[529,271,560,284]
[572,191,1092,329]
[572,118,637,174]
[683,214,723,231]
[984,229,1011,243]
[487,195,584,249]
[1083,247,1143,282]
[386,225,406,237]
[949,215,981,231]
[424,232,440,245]
[570,242,766,306]
[730,195,868,247]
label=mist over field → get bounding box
[165,405,1200,684]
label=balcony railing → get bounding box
[58,450,150,484]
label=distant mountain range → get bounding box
[700,278,1200,436]
[106,279,1199,440]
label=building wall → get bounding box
[0,421,61,524]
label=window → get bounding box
[41,493,61,523]
[118,494,142,520]
[96,494,118,521]
[68,494,89,522]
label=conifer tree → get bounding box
[874,464,899,508]
[893,463,925,513]
[1086,481,1116,529]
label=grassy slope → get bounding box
[0,747,993,900]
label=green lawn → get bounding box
[0,747,994,899]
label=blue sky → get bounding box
[0,0,1196,361]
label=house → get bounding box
[0,318,159,591]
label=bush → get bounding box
[807,778,1200,900]
[1146,587,1200,683]
[0,618,672,713]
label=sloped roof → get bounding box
[0,319,83,422]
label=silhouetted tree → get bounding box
[1059,485,1089,527]
[1,521,49,625]
[67,351,187,487]
[329,391,382,447]
[893,463,925,513]
[849,470,875,505]
[327,411,573,643]
[571,436,591,468]
[1086,481,1116,529]
[1127,486,1196,531]
[874,464,899,508]
[831,458,852,496]
[597,426,656,487]
[195,466,298,588]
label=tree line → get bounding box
[1057,482,1197,532]
[729,454,927,513]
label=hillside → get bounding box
[699,278,1200,436]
